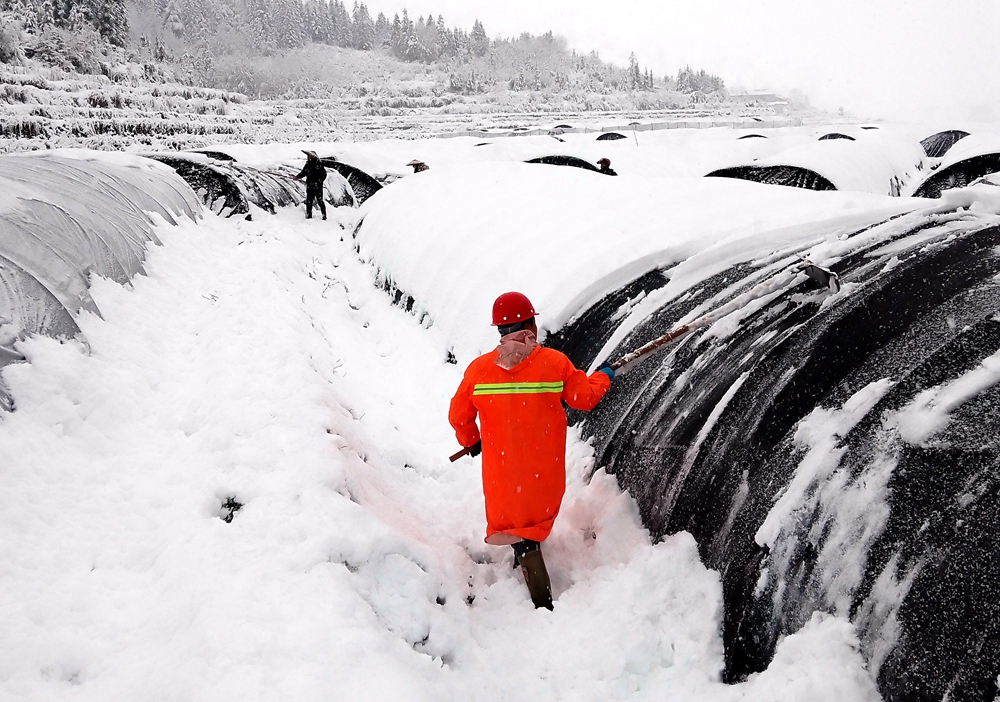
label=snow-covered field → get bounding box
[0,204,885,701]
[3,122,999,700]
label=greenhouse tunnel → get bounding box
[920,130,970,158]
[596,132,628,141]
[818,132,856,141]
[0,152,200,411]
[144,153,355,216]
[525,155,602,172]
[320,158,383,205]
[190,149,237,161]
[913,152,1000,198]
[705,165,837,191]
[546,213,1000,702]
[706,136,923,197]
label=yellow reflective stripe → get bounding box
[473,382,564,396]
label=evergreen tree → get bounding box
[374,11,389,47]
[393,7,415,59]
[12,0,131,44]
[676,65,725,93]
[278,0,307,49]
[304,0,329,44]
[414,10,438,60]
[163,0,183,37]
[351,2,374,50]
[88,0,129,45]
[246,0,272,52]
[627,52,641,90]
[329,0,351,48]
[470,18,487,56]
[389,12,401,50]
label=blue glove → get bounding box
[596,363,615,381]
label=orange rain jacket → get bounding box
[449,345,611,543]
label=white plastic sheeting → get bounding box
[0,151,201,409]
[0,253,81,356]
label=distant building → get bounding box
[733,90,789,113]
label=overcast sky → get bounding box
[360,0,1000,124]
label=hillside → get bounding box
[0,1,808,151]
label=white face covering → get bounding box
[494,329,538,370]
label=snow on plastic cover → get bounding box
[354,161,920,364]
[0,150,201,409]
[911,133,1000,199]
[143,152,355,216]
[707,132,927,196]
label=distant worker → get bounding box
[295,150,327,220]
[449,292,614,610]
[597,157,617,176]
[407,159,429,173]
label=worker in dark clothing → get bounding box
[597,158,617,176]
[295,150,327,220]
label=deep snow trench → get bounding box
[0,206,880,701]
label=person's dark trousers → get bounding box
[305,184,326,219]
[512,539,553,610]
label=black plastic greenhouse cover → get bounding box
[818,132,855,141]
[705,165,837,191]
[525,155,602,172]
[913,152,1000,198]
[920,130,971,158]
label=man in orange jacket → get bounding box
[449,292,614,609]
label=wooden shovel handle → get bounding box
[609,324,690,370]
[449,446,472,462]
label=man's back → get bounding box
[297,160,327,186]
[450,344,610,542]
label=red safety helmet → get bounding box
[492,292,537,326]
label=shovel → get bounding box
[448,259,839,461]
[609,259,839,372]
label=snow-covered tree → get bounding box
[470,18,487,56]
[676,65,725,94]
[329,0,352,48]
[373,11,389,47]
[351,1,374,50]
[5,0,129,45]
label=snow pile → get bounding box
[354,160,919,363]
[0,195,882,700]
